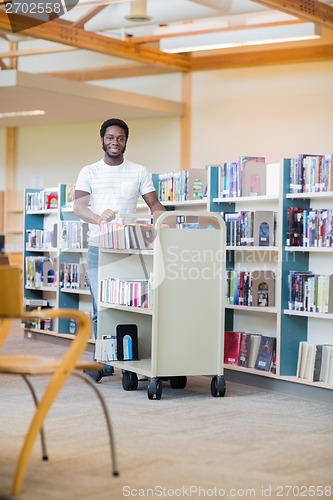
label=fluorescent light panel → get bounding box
[160,23,320,53]
[0,110,46,118]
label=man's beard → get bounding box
[103,143,126,159]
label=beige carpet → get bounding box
[0,322,332,500]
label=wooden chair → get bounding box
[0,254,10,266]
[0,265,119,495]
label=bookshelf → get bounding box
[58,183,91,335]
[24,187,59,334]
[280,157,333,389]
[136,170,208,215]
[208,161,282,380]
[23,184,93,339]
[151,169,208,213]
[96,211,226,400]
[206,156,332,391]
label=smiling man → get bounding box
[74,118,165,381]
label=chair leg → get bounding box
[72,372,119,477]
[21,375,48,461]
[0,319,12,349]
[12,368,71,495]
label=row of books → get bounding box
[221,210,275,247]
[215,156,266,198]
[95,325,139,362]
[224,331,276,373]
[100,222,155,251]
[99,277,152,309]
[24,299,53,330]
[25,298,49,308]
[154,168,206,202]
[226,270,275,307]
[288,271,333,313]
[59,262,89,290]
[25,256,57,288]
[24,313,53,332]
[286,207,333,247]
[297,342,333,383]
[26,189,58,211]
[26,228,57,249]
[289,153,332,194]
[60,221,88,250]
[64,183,75,208]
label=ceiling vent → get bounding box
[124,0,152,22]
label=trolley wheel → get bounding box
[122,371,138,391]
[169,376,187,389]
[211,376,226,397]
[147,378,162,400]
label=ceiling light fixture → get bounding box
[124,0,152,22]
[0,110,46,118]
[160,22,320,53]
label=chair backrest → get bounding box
[0,255,10,266]
[0,266,24,318]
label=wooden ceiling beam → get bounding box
[0,58,8,69]
[42,63,177,81]
[9,41,17,68]
[0,45,77,59]
[252,0,333,29]
[43,42,333,78]
[192,43,333,71]
[0,11,191,72]
[43,41,333,80]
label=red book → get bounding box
[224,331,242,365]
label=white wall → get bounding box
[92,73,183,101]
[8,117,181,190]
[16,121,101,189]
[191,60,333,168]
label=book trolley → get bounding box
[97,211,226,400]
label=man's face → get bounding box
[102,125,127,160]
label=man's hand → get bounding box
[100,209,119,223]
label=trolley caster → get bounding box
[169,376,187,389]
[122,371,138,391]
[147,378,162,400]
[210,375,226,397]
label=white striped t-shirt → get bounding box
[75,158,155,245]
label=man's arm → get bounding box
[74,190,119,224]
[143,191,166,214]
[74,190,99,224]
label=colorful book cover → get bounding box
[224,331,242,365]
[238,332,250,367]
[255,336,276,372]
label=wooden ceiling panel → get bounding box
[0,11,192,72]
[252,0,333,29]
[192,43,333,71]
[0,1,332,81]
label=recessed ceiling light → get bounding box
[0,110,46,118]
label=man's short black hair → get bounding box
[100,118,129,140]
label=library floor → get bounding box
[0,323,333,500]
